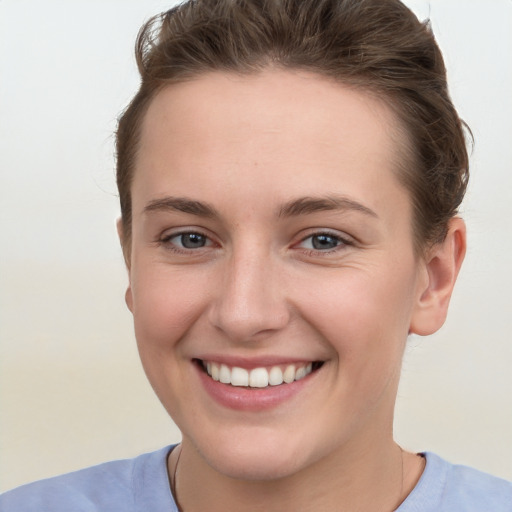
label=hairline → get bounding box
[120,66,432,261]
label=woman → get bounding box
[2,0,511,510]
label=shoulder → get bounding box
[0,446,176,512]
[399,452,512,512]
[442,455,512,510]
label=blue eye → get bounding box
[167,232,210,249]
[300,233,344,251]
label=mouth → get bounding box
[195,359,324,389]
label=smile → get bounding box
[200,360,323,388]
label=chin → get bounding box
[192,429,314,481]
[211,452,303,482]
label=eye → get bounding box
[298,232,349,251]
[164,231,213,250]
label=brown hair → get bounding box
[116,0,470,254]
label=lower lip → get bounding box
[195,364,317,412]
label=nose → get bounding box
[208,247,290,342]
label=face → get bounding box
[125,69,430,480]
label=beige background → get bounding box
[1,0,511,492]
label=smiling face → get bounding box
[124,69,432,480]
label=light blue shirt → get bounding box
[1,446,511,511]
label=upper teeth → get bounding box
[205,362,313,388]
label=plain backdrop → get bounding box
[1,0,511,492]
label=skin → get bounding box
[120,69,466,511]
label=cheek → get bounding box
[128,265,212,419]
[130,265,210,353]
[296,265,416,363]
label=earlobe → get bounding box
[125,286,134,313]
[409,217,466,336]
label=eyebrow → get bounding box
[278,195,378,219]
[142,194,378,220]
[143,197,219,218]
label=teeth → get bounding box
[268,366,283,386]
[211,363,220,381]
[249,368,268,388]
[231,367,249,387]
[205,361,316,388]
[219,364,231,384]
[283,364,296,383]
[295,366,306,381]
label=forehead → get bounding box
[134,69,409,217]
[140,69,400,155]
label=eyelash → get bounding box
[296,231,353,256]
[159,230,214,254]
[159,229,353,257]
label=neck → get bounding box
[169,437,421,512]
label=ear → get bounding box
[116,218,134,313]
[409,217,466,336]
[116,218,131,270]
